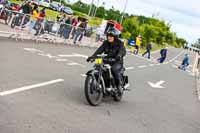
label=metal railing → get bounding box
[0,7,99,47]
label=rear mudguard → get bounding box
[86,70,106,94]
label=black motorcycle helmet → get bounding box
[106,27,119,41]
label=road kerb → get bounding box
[195,71,200,101]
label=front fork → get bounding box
[104,64,116,90]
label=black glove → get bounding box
[86,56,94,62]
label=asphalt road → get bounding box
[0,38,200,133]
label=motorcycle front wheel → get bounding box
[84,75,103,106]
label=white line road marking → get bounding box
[24,48,44,53]
[168,50,185,63]
[72,53,88,59]
[149,64,155,67]
[174,60,181,63]
[172,64,193,74]
[125,67,135,70]
[56,59,68,62]
[151,47,172,54]
[58,54,79,57]
[68,62,79,65]
[186,70,192,73]
[163,62,168,64]
[138,65,147,68]
[172,65,178,68]
[67,62,86,67]
[0,79,64,96]
[131,54,156,63]
[58,53,88,59]
[173,60,192,68]
[38,53,59,59]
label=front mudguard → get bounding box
[86,70,106,94]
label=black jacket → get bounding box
[22,4,32,14]
[146,43,152,50]
[92,39,126,64]
[160,49,167,57]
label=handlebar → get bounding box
[96,54,108,58]
[88,54,116,63]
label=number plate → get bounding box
[95,58,103,65]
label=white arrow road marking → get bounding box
[148,80,165,88]
[0,79,64,96]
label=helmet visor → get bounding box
[107,32,114,37]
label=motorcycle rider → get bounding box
[87,27,126,94]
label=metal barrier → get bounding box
[0,8,100,48]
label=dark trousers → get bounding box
[73,30,83,43]
[63,28,71,39]
[159,56,166,63]
[134,45,139,55]
[78,32,84,41]
[111,63,123,87]
[142,50,151,59]
[59,24,65,37]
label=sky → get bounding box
[70,0,200,44]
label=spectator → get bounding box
[29,5,39,33]
[21,1,32,14]
[134,35,141,55]
[56,12,64,22]
[158,47,168,63]
[96,28,101,42]
[73,20,84,45]
[21,1,32,25]
[78,20,88,42]
[34,7,46,36]
[142,42,152,59]
[63,16,73,43]
[59,14,67,38]
[0,0,8,5]
[178,54,189,71]
[70,17,78,39]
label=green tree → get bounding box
[95,6,105,18]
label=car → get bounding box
[36,0,50,8]
[31,0,39,5]
[49,2,61,11]
[61,6,73,15]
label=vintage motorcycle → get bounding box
[84,54,130,106]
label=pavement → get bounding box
[0,37,200,133]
